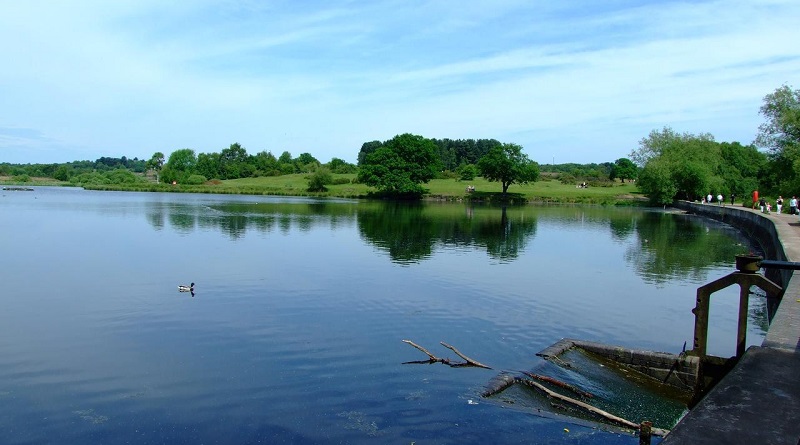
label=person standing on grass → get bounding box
[777,196,784,214]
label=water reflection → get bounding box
[144,201,360,239]
[142,200,755,278]
[146,208,165,231]
[355,203,540,264]
[168,205,197,234]
[608,212,637,241]
[358,203,537,264]
[467,206,537,262]
[624,212,753,285]
[357,202,437,264]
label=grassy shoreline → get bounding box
[1,174,647,205]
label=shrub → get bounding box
[105,169,142,184]
[53,166,72,181]
[185,174,208,185]
[280,164,295,175]
[437,170,459,179]
[559,174,576,185]
[70,172,109,185]
[456,164,478,181]
[307,167,333,192]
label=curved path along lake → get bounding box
[0,188,767,444]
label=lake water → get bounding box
[0,187,766,444]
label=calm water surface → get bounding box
[0,187,766,444]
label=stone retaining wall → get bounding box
[673,201,792,296]
[672,201,800,351]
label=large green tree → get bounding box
[356,133,441,198]
[718,142,766,200]
[630,127,682,167]
[633,128,727,204]
[610,158,638,182]
[637,157,679,205]
[253,150,280,176]
[756,84,800,154]
[196,152,222,180]
[477,143,539,194]
[357,141,383,165]
[756,84,800,191]
[219,143,250,179]
[160,148,197,184]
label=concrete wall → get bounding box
[672,201,800,350]
[673,201,791,290]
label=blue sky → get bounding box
[1,0,799,165]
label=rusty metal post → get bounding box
[736,283,750,357]
[692,287,711,357]
[639,421,652,445]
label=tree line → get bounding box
[152,144,358,186]
[0,156,147,182]
[633,84,799,205]
[0,146,358,187]
[1,135,546,197]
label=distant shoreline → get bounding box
[0,175,647,206]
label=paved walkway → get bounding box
[662,205,800,445]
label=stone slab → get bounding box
[662,346,800,444]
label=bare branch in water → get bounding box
[402,340,491,369]
[439,342,492,369]
[402,340,439,361]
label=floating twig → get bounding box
[402,340,438,361]
[440,342,492,369]
[402,340,492,369]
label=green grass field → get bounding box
[2,174,646,205]
[183,174,644,204]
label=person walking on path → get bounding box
[717,194,723,206]
[707,193,713,205]
[731,193,736,205]
[777,196,784,214]
[791,196,798,215]
[760,197,767,213]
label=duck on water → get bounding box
[179,283,194,292]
